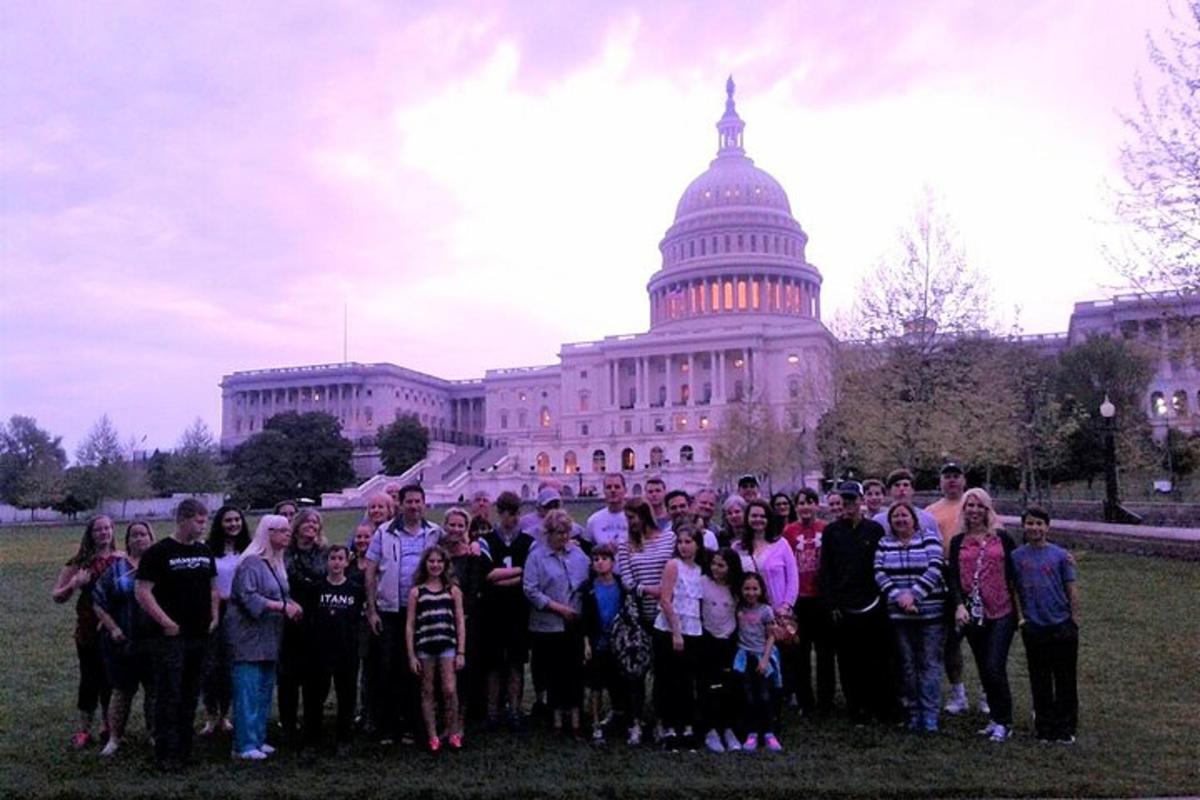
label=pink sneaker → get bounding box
[427,736,441,753]
[743,733,758,752]
[447,733,463,750]
[764,733,783,752]
[70,730,91,750]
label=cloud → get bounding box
[0,0,1174,452]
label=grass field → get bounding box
[2,515,1198,799]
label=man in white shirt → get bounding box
[585,474,629,550]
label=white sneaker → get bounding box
[976,720,999,736]
[704,729,725,753]
[99,739,119,757]
[234,748,267,761]
[943,684,968,715]
[989,724,1011,742]
[978,697,991,716]
[627,724,642,746]
[723,728,741,752]
[259,743,275,755]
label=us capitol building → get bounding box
[219,81,1200,504]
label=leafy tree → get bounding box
[70,414,137,506]
[227,412,353,507]
[377,414,429,475]
[1057,335,1158,484]
[156,419,226,494]
[0,415,67,516]
[75,414,123,467]
[1112,2,1200,294]
[1159,428,1200,480]
[709,396,800,492]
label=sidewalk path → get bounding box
[998,515,1200,543]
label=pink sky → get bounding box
[0,0,1176,455]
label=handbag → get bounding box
[610,593,652,679]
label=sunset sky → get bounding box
[1,1,1177,455]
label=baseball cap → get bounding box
[537,488,562,507]
[836,480,864,498]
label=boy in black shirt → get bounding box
[480,491,535,730]
[135,498,217,770]
[302,546,364,756]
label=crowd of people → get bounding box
[52,464,1082,770]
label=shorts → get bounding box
[100,636,153,694]
[480,607,530,669]
[418,648,456,662]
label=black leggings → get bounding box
[652,630,701,731]
[697,634,738,731]
[76,640,111,718]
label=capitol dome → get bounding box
[674,153,793,220]
[647,78,823,330]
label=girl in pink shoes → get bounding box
[406,546,466,752]
[732,573,783,752]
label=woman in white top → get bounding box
[201,505,251,736]
[653,526,705,746]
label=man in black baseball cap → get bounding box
[737,474,760,502]
[819,478,890,724]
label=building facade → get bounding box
[221,80,834,499]
[219,82,1198,502]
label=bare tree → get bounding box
[851,187,995,351]
[1112,1,1200,295]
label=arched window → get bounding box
[536,452,551,474]
[517,409,528,428]
[681,383,690,404]
[564,451,578,473]
[621,448,636,472]
[540,406,551,428]
[592,449,607,472]
[521,483,531,500]
[788,377,801,399]
[1150,391,1167,417]
[658,386,667,407]
[578,391,589,412]
[1173,390,1189,416]
[650,446,664,468]
[680,445,694,464]
[631,483,643,496]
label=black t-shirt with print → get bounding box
[306,578,365,670]
[137,537,216,639]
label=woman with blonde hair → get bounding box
[226,515,303,759]
[279,508,328,739]
[945,488,1021,742]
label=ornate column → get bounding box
[687,353,695,406]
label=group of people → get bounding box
[53,464,1082,770]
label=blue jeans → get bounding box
[233,661,276,754]
[893,620,944,730]
[964,613,1016,725]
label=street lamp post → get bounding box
[1100,394,1120,523]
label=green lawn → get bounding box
[2,519,1198,799]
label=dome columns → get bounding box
[648,272,821,325]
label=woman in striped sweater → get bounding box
[617,497,677,745]
[874,501,947,733]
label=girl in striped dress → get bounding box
[406,546,466,752]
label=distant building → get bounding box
[218,84,1197,503]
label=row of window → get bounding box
[652,278,817,321]
[533,445,697,475]
[498,406,553,430]
[667,231,802,263]
[1150,389,1199,417]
